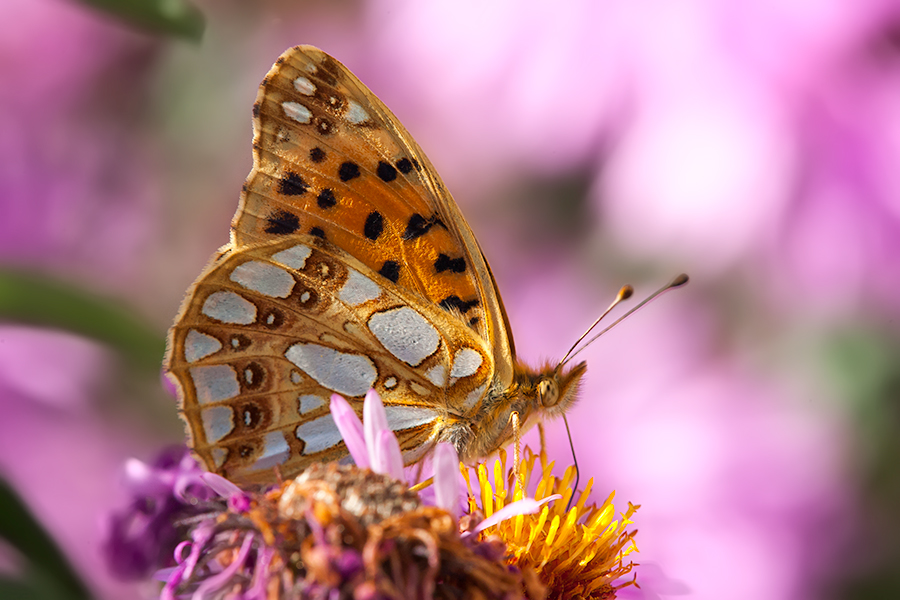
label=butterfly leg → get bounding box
[537,421,548,470]
[508,411,525,495]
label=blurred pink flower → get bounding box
[0,0,162,289]
[350,0,900,314]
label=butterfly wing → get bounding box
[167,235,495,483]
[233,46,515,384]
[165,46,517,483]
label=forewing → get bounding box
[232,46,515,387]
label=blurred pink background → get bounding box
[3,0,900,598]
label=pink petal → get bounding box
[472,494,562,535]
[433,443,461,517]
[200,472,242,499]
[363,389,390,465]
[376,429,405,481]
[330,394,370,469]
[190,532,254,599]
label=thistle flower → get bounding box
[106,391,547,599]
[465,446,639,600]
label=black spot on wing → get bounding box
[395,158,414,174]
[364,211,384,240]
[278,172,308,196]
[310,227,325,239]
[403,213,445,240]
[265,210,300,234]
[317,189,337,209]
[378,260,400,283]
[339,161,360,182]
[309,147,326,163]
[377,161,397,182]
[434,253,466,273]
[439,295,479,314]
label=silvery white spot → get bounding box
[384,405,437,432]
[300,291,311,303]
[298,394,326,414]
[367,307,439,366]
[318,263,330,276]
[202,291,256,325]
[339,268,381,306]
[190,365,240,404]
[293,76,316,95]
[296,414,344,454]
[201,406,234,443]
[243,408,254,426]
[243,368,255,386]
[384,376,397,389]
[210,447,227,468]
[305,63,317,74]
[272,244,312,269]
[425,365,446,387]
[284,343,377,397]
[184,329,221,363]
[450,348,482,379]
[230,261,295,298]
[463,383,487,412]
[345,100,370,124]
[282,101,312,124]
[251,431,291,471]
[231,337,241,348]
[266,313,276,325]
[290,371,303,385]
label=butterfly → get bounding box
[163,46,590,485]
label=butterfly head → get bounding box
[522,360,587,420]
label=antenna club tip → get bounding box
[671,273,689,287]
[619,285,634,300]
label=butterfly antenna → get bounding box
[562,274,689,367]
[563,414,579,512]
[557,285,634,368]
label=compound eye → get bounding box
[538,379,558,407]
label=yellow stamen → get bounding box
[408,476,434,493]
[466,445,640,599]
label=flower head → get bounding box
[106,391,549,599]
[466,447,639,600]
[102,446,218,579]
[147,459,541,600]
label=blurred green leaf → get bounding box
[0,270,165,373]
[79,0,204,41]
[0,576,87,600]
[0,479,92,600]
